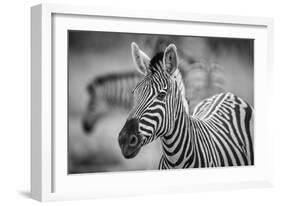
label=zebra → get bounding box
[185,61,226,112]
[118,42,254,169]
[82,71,141,133]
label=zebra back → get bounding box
[192,92,254,165]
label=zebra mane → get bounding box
[171,69,189,114]
[149,52,164,74]
[132,52,164,93]
[94,71,140,85]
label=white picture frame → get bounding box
[31,3,274,202]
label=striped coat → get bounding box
[118,42,254,169]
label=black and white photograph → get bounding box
[68,31,254,174]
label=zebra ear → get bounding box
[131,42,151,75]
[163,44,179,75]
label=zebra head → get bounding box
[118,42,187,159]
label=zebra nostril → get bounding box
[129,135,138,147]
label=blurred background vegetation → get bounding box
[68,31,253,174]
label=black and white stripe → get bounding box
[159,92,253,169]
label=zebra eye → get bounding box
[157,92,166,101]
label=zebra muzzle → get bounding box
[118,118,142,159]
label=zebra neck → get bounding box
[161,100,193,169]
[171,69,189,114]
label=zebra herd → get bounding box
[82,42,254,169]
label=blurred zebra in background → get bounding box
[82,71,141,133]
[185,61,225,112]
[82,37,226,134]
